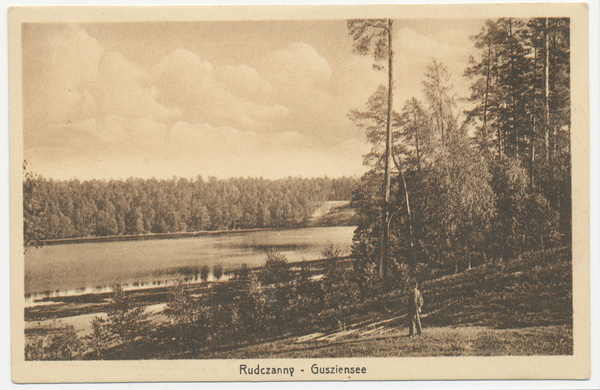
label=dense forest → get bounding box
[349,17,571,282]
[23,173,358,243]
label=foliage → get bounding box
[25,320,85,360]
[87,315,113,359]
[23,161,46,248]
[23,175,359,242]
[207,281,238,344]
[320,244,359,323]
[234,266,270,341]
[349,16,570,284]
[260,249,290,286]
[489,155,560,258]
[91,284,152,350]
[165,277,202,352]
[347,19,391,62]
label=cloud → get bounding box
[29,24,488,181]
[393,27,476,104]
[22,24,103,128]
[265,41,332,90]
[90,51,181,122]
[151,49,288,129]
[215,64,273,98]
[23,23,182,153]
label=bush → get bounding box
[261,249,290,286]
[207,282,237,344]
[87,315,113,359]
[89,284,152,354]
[235,271,269,341]
[166,278,195,350]
[25,320,85,360]
[321,244,360,325]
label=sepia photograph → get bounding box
[8,3,591,383]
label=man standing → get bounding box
[407,282,423,336]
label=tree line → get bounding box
[23,172,358,244]
[348,17,571,281]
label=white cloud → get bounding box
[269,41,332,78]
[151,49,288,129]
[22,22,483,181]
[215,64,273,98]
[262,41,332,95]
[23,24,103,127]
[90,51,181,122]
[393,27,476,105]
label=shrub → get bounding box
[87,315,113,359]
[207,282,236,344]
[166,278,195,350]
[165,277,210,352]
[92,284,152,350]
[321,244,359,325]
[261,249,290,286]
[235,271,269,341]
[25,320,85,360]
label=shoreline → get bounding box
[24,256,350,311]
[35,225,326,246]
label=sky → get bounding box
[22,18,486,181]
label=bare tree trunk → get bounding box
[413,110,421,172]
[567,124,571,154]
[530,129,536,190]
[544,17,551,161]
[553,120,558,157]
[401,172,417,268]
[483,41,491,136]
[509,18,519,157]
[380,18,393,280]
[492,49,502,157]
[530,46,538,191]
[393,154,417,268]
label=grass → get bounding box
[25,247,573,359]
[306,201,358,227]
[419,247,572,329]
[177,247,573,359]
[196,325,572,358]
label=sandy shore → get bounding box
[25,303,168,337]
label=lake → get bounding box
[24,226,356,301]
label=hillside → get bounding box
[306,201,359,227]
[25,247,572,359]
[187,247,573,358]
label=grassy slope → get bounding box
[306,201,359,227]
[25,246,572,359]
[193,247,573,358]
[200,326,572,358]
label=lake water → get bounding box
[24,226,356,300]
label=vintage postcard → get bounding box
[9,3,590,383]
